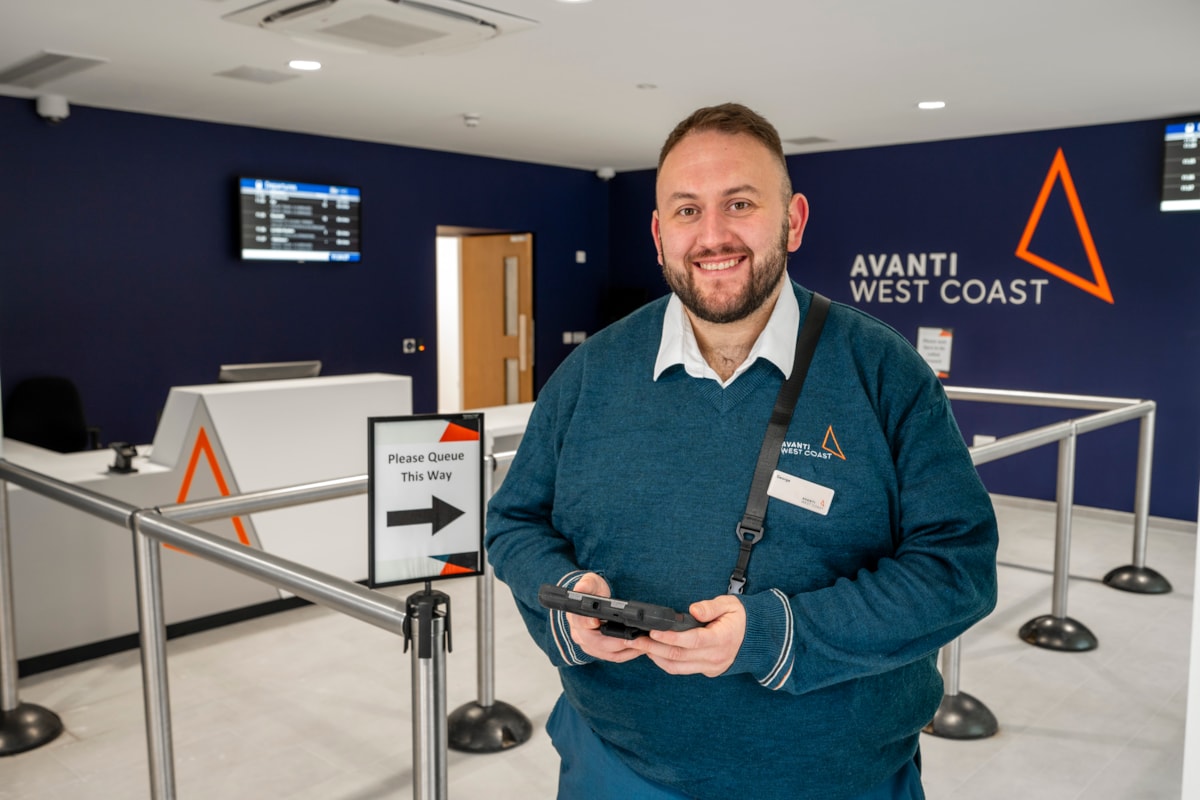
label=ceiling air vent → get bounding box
[215,65,300,84]
[223,0,537,56]
[785,136,834,147]
[0,51,108,89]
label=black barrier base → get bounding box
[0,702,63,756]
[1019,615,1098,651]
[1103,565,1172,595]
[448,700,533,753]
[923,692,998,740]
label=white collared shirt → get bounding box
[652,284,800,388]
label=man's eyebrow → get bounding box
[664,190,698,204]
[722,184,762,198]
[663,184,763,204]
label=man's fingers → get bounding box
[573,573,610,598]
[689,594,742,623]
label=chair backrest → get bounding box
[3,376,92,453]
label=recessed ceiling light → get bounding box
[918,101,946,110]
[288,60,321,71]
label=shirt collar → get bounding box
[653,283,800,387]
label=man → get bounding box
[485,103,998,800]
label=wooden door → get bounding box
[460,233,534,409]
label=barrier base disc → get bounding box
[1019,615,1098,652]
[0,702,64,756]
[447,700,532,753]
[923,692,998,740]
[1103,565,1172,595]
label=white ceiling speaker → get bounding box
[224,0,537,57]
[35,94,70,124]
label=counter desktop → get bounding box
[3,372,414,667]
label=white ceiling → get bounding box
[1,0,1197,172]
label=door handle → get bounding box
[519,313,528,372]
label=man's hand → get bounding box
[564,573,644,663]
[628,594,746,677]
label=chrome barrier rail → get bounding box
[947,387,1164,595]
[0,388,1169,774]
[0,460,430,799]
[926,389,1163,740]
[150,456,535,756]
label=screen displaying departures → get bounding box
[238,178,362,261]
[1161,121,1200,212]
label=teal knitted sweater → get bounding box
[486,282,998,800]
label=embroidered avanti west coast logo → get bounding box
[781,426,846,461]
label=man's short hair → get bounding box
[657,102,792,196]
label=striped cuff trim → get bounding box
[759,588,794,691]
[550,571,592,666]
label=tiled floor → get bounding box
[1,496,1194,799]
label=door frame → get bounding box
[435,225,535,412]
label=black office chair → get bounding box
[3,376,101,453]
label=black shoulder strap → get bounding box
[728,292,831,595]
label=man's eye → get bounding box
[677,207,699,217]
[729,200,753,212]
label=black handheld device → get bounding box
[537,584,701,639]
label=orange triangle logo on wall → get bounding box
[1015,148,1114,304]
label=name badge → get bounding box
[767,470,834,516]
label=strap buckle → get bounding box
[728,523,761,595]
[735,522,764,544]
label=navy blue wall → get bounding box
[2,97,1196,520]
[0,96,610,448]
[608,118,1200,521]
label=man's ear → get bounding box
[651,209,665,265]
[787,193,810,252]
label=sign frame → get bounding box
[916,326,954,380]
[367,412,484,588]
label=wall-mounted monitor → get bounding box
[238,178,362,261]
[1161,120,1199,212]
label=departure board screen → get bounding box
[239,178,362,261]
[1161,121,1199,212]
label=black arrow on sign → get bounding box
[387,496,465,535]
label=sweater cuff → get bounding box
[727,588,795,690]
[548,571,598,666]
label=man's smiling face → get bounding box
[652,130,807,324]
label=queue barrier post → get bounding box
[1104,409,1172,594]
[406,585,450,800]
[0,480,63,757]
[130,510,177,799]
[448,451,532,753]
[924,638,998,740]
[1018,428,1098,651]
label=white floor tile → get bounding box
[1,497,1193,800]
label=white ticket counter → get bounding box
[3,373,411,661]
[472,401,534,491]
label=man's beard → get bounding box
[659,222,790,324]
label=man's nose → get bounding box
[695,211,736,251]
